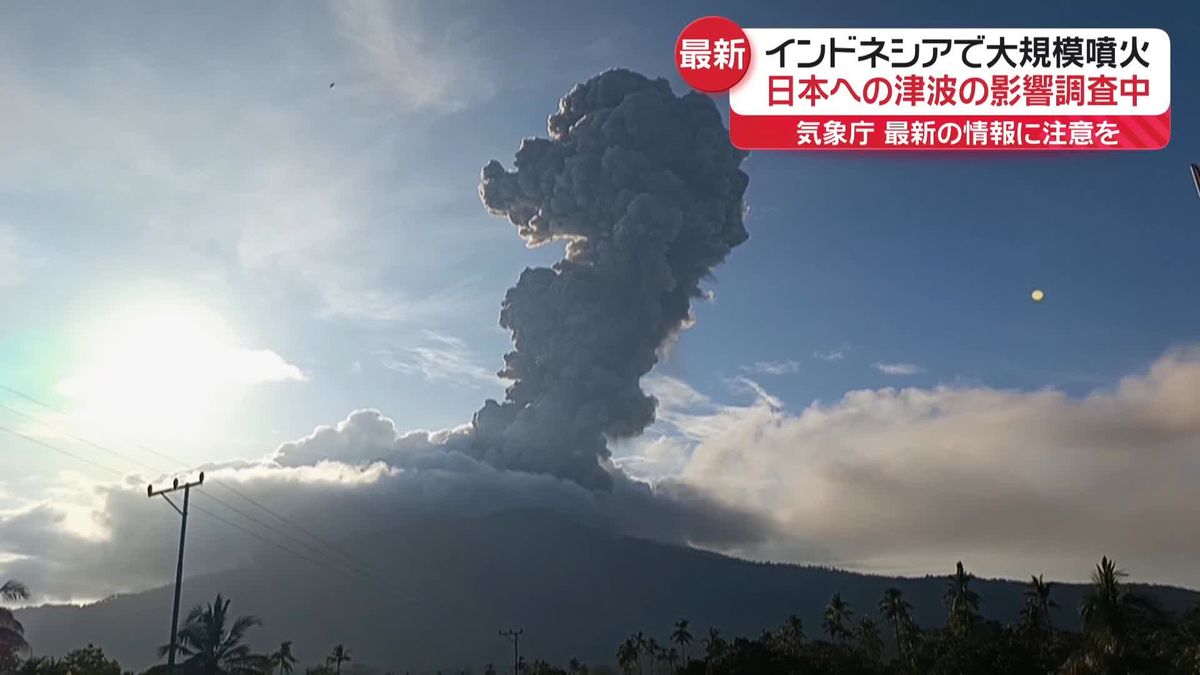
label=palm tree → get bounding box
[632,631,647,675]
[14,655,51,675]
[645,638,661,675]
[776,615,804,658]
[822,592,853,644]
[702,627,725,666]
[617,637,640,675]
[659,648,676,674]
[1080,556,1160,662]
[269,641,297,675]
[855,617,884,663]
[0,581,28,603]
[1022,574,1058,633]
[879,587,914,663]
[670,619,692,665]
[326,645,351,675]
[0,580,30,667]
[1164,605,1200,674]
[945,561,980,636]
[158,593,266,675]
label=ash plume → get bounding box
[470,69,750,490]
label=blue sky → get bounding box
[3,0,1200,593]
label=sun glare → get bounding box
[56,299,303,443]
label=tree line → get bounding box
[1,587,350,675]
[4,555,1200,674]
[609,558,1200,675]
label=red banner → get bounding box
[729,111,1170,151]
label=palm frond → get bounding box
[0,581,29,603]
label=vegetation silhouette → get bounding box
[325,645,350,675]
[268,641,296,675]
[1,578,30,669]
[156,593,267,675]
[12,643,120,675]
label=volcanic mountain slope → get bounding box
[18,510,1199,673]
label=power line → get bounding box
[205,479,372,573]
[180,498,437,614]
[0,394,477,632]
[0,420,381,591]
[0,384,55,409]
[96,430,376,569]
[0,401,166,475]
[1,397,369,575]
[105,434,375,575]
[193,489,378,579]
[1,396,380,575]
[185,500,377,584]
[0,422,124,475]
[0,384,381,578]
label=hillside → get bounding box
[17,510,1199,672]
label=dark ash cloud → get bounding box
[470,69,750,490]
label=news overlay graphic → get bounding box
[675,16,751,93]
[675,22,1170,151]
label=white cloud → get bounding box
[612,434,691,481]
[656,346,1200,587]
[812,345,848,362]
[316,283,487,324]
[333,0,498,113]
[377,331,497,388]
[740,359,801,376]
[224,349,306,385]
[873,361,923,375]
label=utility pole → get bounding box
[499,628,523,675]
[148,472,205,674]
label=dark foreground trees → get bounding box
[13,643,122,675]
[268,641,296,675]
[1,579,31,670]
[158,593,267,675]
[324,645,350,675]
[630,557,1198,675]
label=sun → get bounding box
[56,298,303,444]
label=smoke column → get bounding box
[471,69,749,490]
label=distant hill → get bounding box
[17,510,1200,672]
